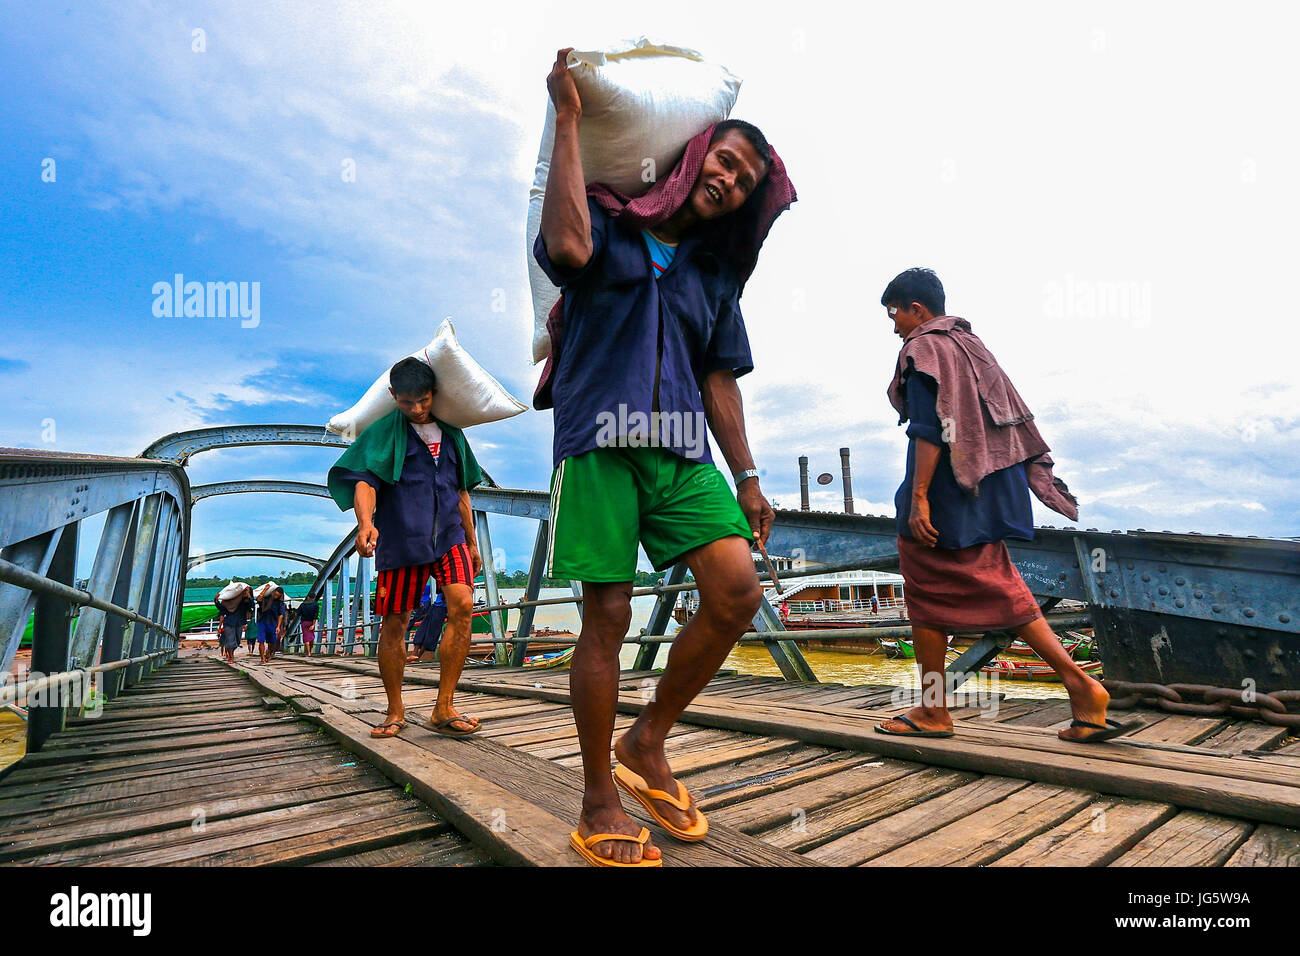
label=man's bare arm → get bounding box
[458,490,482,577]
[701,368,774,545]
[353,482,379,557]
[909,438,942,547]
[539,48,591,270]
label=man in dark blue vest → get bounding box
[328,358,485,739]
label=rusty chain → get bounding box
[1101,679,1300,728]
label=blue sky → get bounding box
[2,2,1297,583]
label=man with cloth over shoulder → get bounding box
[875,267,1142,745]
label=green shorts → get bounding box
[548,446,753,582]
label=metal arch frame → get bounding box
[190,480,331,505]
[0,449,190,750]
[189,548,325,572]
[142,424,348,464]
[141,424,497,488]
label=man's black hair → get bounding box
[389,356,437,397]
[881,267,946,316]
[710,119,772,170]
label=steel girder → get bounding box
[191,480,331,504]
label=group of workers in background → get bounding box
[212,581,447,664]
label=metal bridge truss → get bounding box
[0,449,190,751]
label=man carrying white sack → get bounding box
[535,48,797,866]
[327,358,486,739]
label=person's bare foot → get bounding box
[877,705,954,735]
[577,795,662,864]
[1058,676,1112,740]
[614,725,698,834]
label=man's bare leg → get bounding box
[571,581,661,865]
[376,610,411,727]
[1013,615,1111,738]
[431,583,478,730]
[615,535,761,834]
[876,624,955,734]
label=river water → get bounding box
[497,588,1067,701]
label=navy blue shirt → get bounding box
[334,421,470,571]
[896,371,1035,549]
[534,198,754,468]
[215,595,252,629]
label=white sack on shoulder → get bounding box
[326,318,527,441]
[527,38,741,363]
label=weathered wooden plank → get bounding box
[1111,811,1254,867]
[1198,722,1293,754]
[307,832,493,867]
[805,776,1033,866]
[989,799,1178,867]
[0,775,395,861]
[762,766,980,853]
[864,782,1096,866]
[1127,715,1226,746]
[14,722,308,766]
[0,757,373,827]
[1223,824,1300,866]
[711,759,926,833]
[685,744,841,798]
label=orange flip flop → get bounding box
[613,765,708,842]
[569,827,662,867]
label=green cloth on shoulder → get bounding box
[326,408,484,511]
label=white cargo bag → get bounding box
[527,38,741,362]
[326,318,527,441]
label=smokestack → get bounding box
[839,447,854,514]
[798,456,810,511]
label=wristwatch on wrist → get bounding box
[733,468,760,487]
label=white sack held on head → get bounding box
[527,37,741,363]
[255,582,279,602]
[326,318,527,441]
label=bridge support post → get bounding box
[753,594,818,682]
[473,510,508,666]
[634,562,688,671]
[68,500,137,673]
[119,493,163,691]
[27,521,78,752]
[508,520,549,667]
[99,507,140,701]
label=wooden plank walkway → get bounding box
[0,657,493,867]
[3,652,1298,866]
[243,654,1300,867]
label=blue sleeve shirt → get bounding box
[533,198,753,468]
[333,419,471,571]
[895,371,1035,549]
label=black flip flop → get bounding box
[874,714,955,738]
[1059,717,1145,744]
[431,715,482,737]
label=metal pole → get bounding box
[27,520,78,751]
[473,510,509,666]
[98,508,139,701]
[118,493,163,691]
[633,561,687,671]
[508,520,549,667]
[840,447,854,515]
[799,455,810,512]
[67,500,137,669]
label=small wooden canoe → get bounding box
[980,658,1103,682]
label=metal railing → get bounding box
[1,448,189,751]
